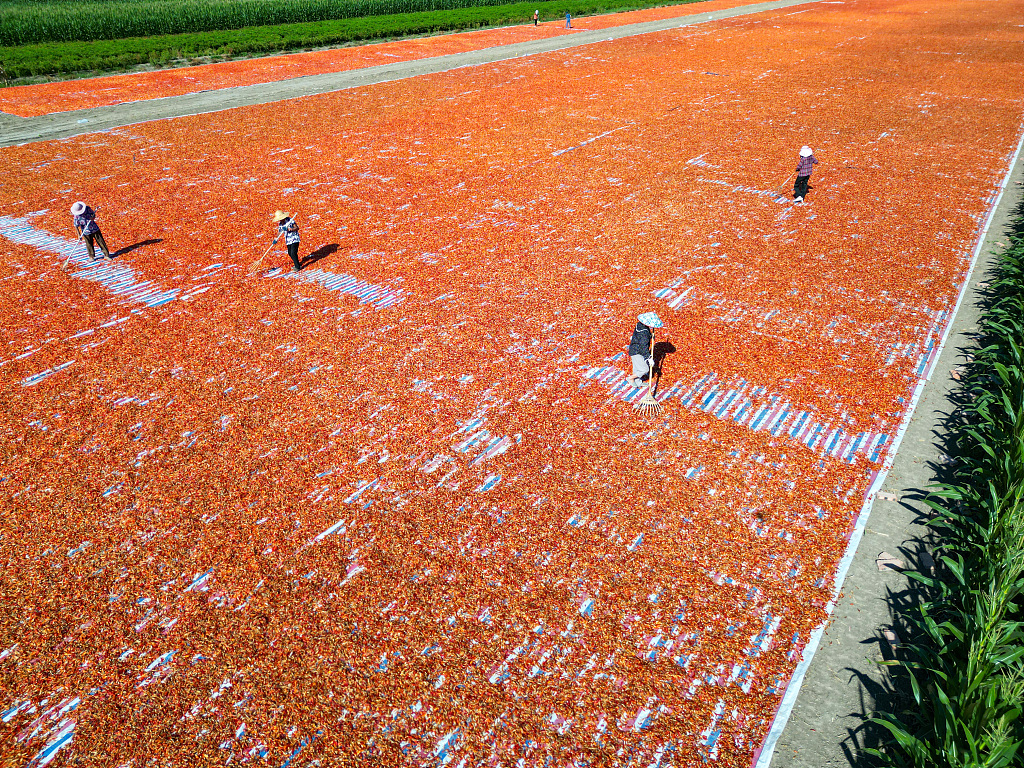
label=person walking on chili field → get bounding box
[625,311,663,389]
[794,145,818,203]
[565,10,571,28]
[534,9,539,25]
[70,201,113,261]
[272,210,302,272]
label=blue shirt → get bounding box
[628,323,652,356]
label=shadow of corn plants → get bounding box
[860,195,1024,768]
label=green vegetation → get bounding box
[869,204,1024,766]
[0,0,701,80]
[3,0,553,46]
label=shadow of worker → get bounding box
[652,340,676,381]
[299,243,339,270]
[110,238,163,259]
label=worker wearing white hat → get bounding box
[625,311,663,390]
[794,146,819,203]
[70,201,113,261]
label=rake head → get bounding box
[633,390,663,417]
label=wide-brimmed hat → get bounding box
[799,145,813,157]
[70,201,87,215]
[272,210,292,222]
[638,312,663,328]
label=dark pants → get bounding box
[84,229,110,260]
[794,175,811,199]
[288,242,301,271]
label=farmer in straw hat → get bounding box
[794,145,819,203]
[70,201,112,261]
[272,210,302,272]
[625,311,663,389]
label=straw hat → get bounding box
[638,312,663,328]
[70,201,87,215]
[272,210,292,222]
[799,146,813,157]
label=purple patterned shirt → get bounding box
[73,206,99,235]
[796,155,818,177]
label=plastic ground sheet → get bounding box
[0,0,771,118]
[2,0,1023,764]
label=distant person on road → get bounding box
[70,201,112,261]
[625,311,663,390]
[273,210,302,272]
[534,9,539,24]
[794,145,819,203]
[565,10,571,28]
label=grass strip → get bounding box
[0,0,701,80]
[867,201,1024,766]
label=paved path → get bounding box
[0,0,816,148]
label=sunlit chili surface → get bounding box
[2,0,1023,764]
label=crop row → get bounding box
[0,0,674,45]
[870,200,1024,766]
[0,0,690,79]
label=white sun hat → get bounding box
[799,145,813,157]
[638,312,663,328]
[70,201,87,215]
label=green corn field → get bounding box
[0,0,546,46]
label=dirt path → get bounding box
[0,0,815,148]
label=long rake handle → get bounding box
[62,230,85,270]
[249,236,280,273]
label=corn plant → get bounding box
[867,214,1024,767]
[0,0,571,46]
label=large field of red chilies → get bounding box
[2,0,1023,764]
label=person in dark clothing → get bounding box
[794,145,819,203]
[272,210,302,272]
[626,311,663,389]
[70,201,112,261]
